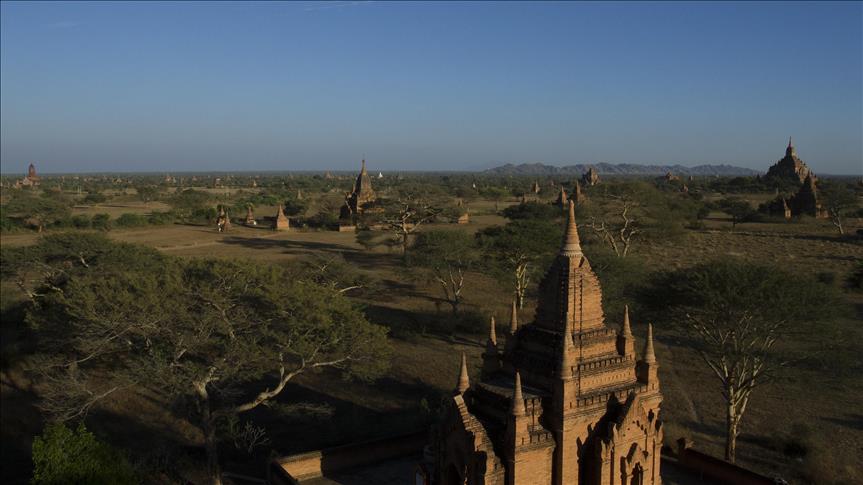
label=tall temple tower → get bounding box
[432,201,663,485]
[351,159,376,208]
[340,159,377,220]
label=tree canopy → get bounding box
[19,233,391,485]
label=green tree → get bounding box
[477,220,562,308]
[90,214,111,231]
[115,213,148,227]
[134,185,160,204]
[24,238,391,485]
[658,259,839,463]
[480,186,509,212]
[31,422,137,485]
[716,197,755,230]
[4,194,71,232]
[501,201,561,221]
[409,230,479,314]
[580,182,678,257]
[169,189,211,220]
[82,192,107,204]
[282,197,308,217]
[380,197,442,258]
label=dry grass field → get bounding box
[1,193,861,484]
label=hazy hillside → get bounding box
[485,162,761,176]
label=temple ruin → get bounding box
[273,204,290,231]
[582,167,599,186]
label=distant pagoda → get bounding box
[582,166,599,186]
[273,205,290,231]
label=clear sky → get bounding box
[1,1,861,174]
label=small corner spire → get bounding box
[622,305,633,337]
[644,323,656,364]
[457,352,470,394]
[487,316,497,348]
[560,200,582,257]
[509,297,519,335]
[511,371,526,416]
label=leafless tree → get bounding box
[584,193,641,257]
[382,197,441,257]
[665,260,838,463]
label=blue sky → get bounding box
[1,1,861,174]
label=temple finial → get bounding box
[644,323,656,364]
[456,353,470,394]
[509,297,518,335]
[560,200,582,256]
[788,136,793,148]
[622,305,633,337]
[511,371,526,416]
[361,158,366,173]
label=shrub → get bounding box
[31,422,137,485]
[147,211,176,226]
[70,215,91,229]
[307,211,339,229]
[502,201,562,221]
[90,214,111,231]
[115,213,148,228]
[82,192,107,204]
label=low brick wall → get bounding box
[269,431,427,485]
[666,438,776,485]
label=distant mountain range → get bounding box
[484,162,761,176]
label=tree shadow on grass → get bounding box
[822,413,863,431]
[0,379,42,485]
[221,236,355,254]
[735,230,861,246]
[250,378,433,457]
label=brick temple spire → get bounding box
[456,353,470,394]
[618,304,636,358]
[786,136,796,157]
[508,297,518,335]
[622,305,633,338]
[487,316,498,348]
[511,371,526,416]
[644,323,656,364]
[560,200,582,257]
[483,317,501,377]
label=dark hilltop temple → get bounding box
[761,138,828,219]
[764,137,815,184]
